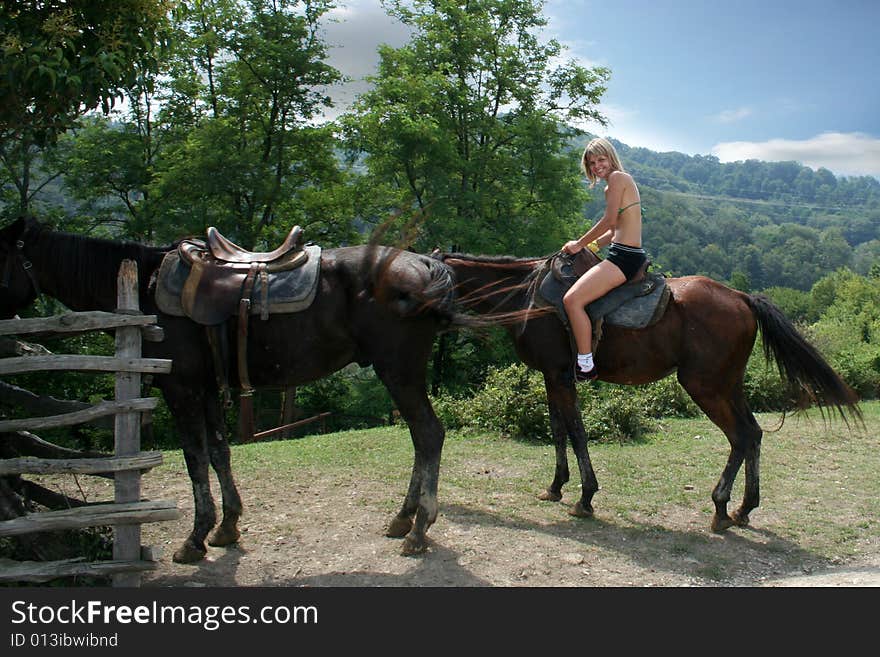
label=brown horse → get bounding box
[0,217,481,562]
[438,250,861,532]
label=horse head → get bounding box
[0,216,42,318]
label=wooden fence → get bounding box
[0,260,179,586]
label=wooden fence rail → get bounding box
[0,260,178,586]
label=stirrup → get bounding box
[575,365,598,382]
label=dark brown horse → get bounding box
[439,250,861,532]
[0,217,477,561]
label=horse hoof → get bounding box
[731,510,750,527]
[711,514,735,533]
[208,525,241,547]
[538,489,563,502]
[386,515,414,538]
[173,543,207,564]
[568,501,594,518]
[401,534,428,557]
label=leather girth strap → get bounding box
[236,263,262,443]
[204,262,264,444]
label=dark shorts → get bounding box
[606,243,647,281]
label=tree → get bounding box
[146,0,350,247]
[47,0,356,246]
[0,0,171,214]
[0,1,172,567]
[50,117,154,236]
[342,0,610,255]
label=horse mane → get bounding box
[439,250,557,326]
[441,252,550,269]
[27,221,170,307]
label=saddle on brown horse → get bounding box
[535,248,670,352]
[155,225,320,442]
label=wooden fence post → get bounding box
[113,260,142,587]
[0,263,177,585]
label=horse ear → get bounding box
[0,216,27,241]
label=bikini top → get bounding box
[617,200,641,215]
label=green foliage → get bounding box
[825,342,880,400]
[294,366,396,433]
[342,0,609,255]
[632,376,700,419]
[146,0,347,245]
[433,364,690,444]
[0,0,171,145]
[579,386,656,443]
[433,363,550,441]
[5,0,879,433]
[743,346,794,412]
[761,286,814,323]
[803,271,880,399]
[578,136,880,292]
[430,328,518,396]
[31,0,355,246]
[614,143,880,210]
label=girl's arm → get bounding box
[563,173,627,253]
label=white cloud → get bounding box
[324,2,411,79]
[711,132,880,178]
[318,2,412,119]
[713,107,753,124]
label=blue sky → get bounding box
[543,0,880,178]
[323,0,880,179]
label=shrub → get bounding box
[828,347,880,400]
[435,363,551,442]
[437,365,663,444]
[807,316,880,400]
[430,393,469,430]
[580,387,655,443]
[634,376,699,418]
[743,352,793,412]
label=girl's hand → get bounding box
[562,240,582,254]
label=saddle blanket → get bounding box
[155,243,322,319]
[535,253,670,330]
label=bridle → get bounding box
[1,227,42,301]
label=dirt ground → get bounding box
[113,463,880,588]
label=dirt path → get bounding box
[125,468,879,588]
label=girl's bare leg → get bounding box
[563,261,625,355]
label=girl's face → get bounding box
[586,153,612,180]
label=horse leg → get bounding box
[204,395,243,547]
[376,365,444,557]
[537,387,569,502]
[164,388,217,563]
[565,408,600,518]
[385,456,422,539]
[731,396,763,527]
[546,373,599,517]
[679,375,761,532]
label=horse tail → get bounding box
[747,293,862,425]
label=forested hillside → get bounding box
[577,137,880,291]
[2,0,878,446]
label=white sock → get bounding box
[577,353,594,372]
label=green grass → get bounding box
[156,400,880,578]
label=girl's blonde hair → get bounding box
[581,137,625,186]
